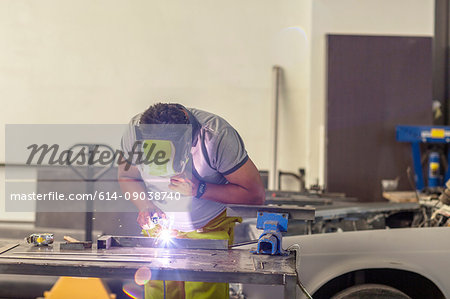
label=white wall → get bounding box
[0,1,312,219]
[0,0,311,167]
[0,1,437,221]
[308,0,435,187]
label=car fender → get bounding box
[281,227,450,297]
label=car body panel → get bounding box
[239,227,450,298]
[287,227,450,298]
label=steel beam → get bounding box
[226,204,315,221]
[97,235,228,250]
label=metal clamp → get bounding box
[252,212,289,255]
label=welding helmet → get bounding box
[134,124,192,176]
[133,105,200,177]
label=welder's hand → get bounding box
[169,173,199,196]
[137,205,165,229]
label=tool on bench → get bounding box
[252,212,289,255]
[60,236,92,250]
[26,233,54,246]
[227,204,315,256]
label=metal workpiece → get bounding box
[60,241,92,250]
[227,204,315,221]
[97,235,228,250]
[0,242,298,298]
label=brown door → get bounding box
[326,35,432,202]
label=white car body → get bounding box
[239,227,450,298]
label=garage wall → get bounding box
[0,1,437,221]
[0,1,312,220]
[308,0,435,187]
[0,0,311,168]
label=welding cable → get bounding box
[230,240,259,248]
[287,244,314,299]
[296,274,313,299]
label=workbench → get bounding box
[0,241,299,298]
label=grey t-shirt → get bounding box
[121,108,248,231]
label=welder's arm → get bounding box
[117,163,163,227]
[170,158,265,205]
[204,158,265,205]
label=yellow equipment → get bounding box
[42,277,116,299]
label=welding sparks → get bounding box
[142,214,176,247]
[159,229,172,242]
[155,229,174,247]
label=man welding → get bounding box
[118,103,265,299]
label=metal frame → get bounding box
[97,235,228,250]
[226,204,315,220]
[0,243,298,298]
[269,66,282,190]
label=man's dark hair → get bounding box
[140,103,189,125]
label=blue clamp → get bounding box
[252,211,289,256]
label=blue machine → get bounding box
[252,212,289,256]
[396,125,450,191]
[428,152,441,188]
